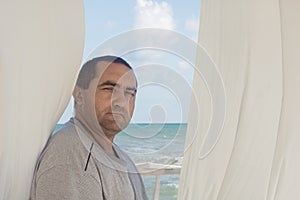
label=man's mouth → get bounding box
[112,112,124,116]
[107,112,125,117]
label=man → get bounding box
[30,56,148,200]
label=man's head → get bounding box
[73,56,137,141]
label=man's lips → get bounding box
[107,112,125,117]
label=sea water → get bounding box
[115,123,187,200]
[55,123,187,199]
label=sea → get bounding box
[56,123,187,200]
[116,123,187,200]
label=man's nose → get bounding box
[111,88,127,108]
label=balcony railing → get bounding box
[137,162,181,200]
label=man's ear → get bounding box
[73,85,84,106]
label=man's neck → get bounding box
[91,130,117,156]
[74,116,117,157]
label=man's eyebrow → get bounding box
[98,80,118,87]
[126,87,137,93]
[98,80,137,92]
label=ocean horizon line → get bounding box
[56,122,188,125]
[128,122,188,125]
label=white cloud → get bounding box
[185,16,199,32]
[134,0,175,30]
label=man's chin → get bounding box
[100,120,129,133]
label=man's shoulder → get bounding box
[39,120,86,164]
[51,120,78,145]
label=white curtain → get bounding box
[0,1,84,199]
[179,0,300,199]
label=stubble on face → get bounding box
[94,61,137,140]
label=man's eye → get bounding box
[125,91,136,97]
[102,87,114,91]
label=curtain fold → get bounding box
[0,1,85,199]
[179,0,300,199]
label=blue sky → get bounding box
[59,0,201,123]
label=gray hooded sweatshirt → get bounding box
[30,118,148,200]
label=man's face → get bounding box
[94,61,137,138]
